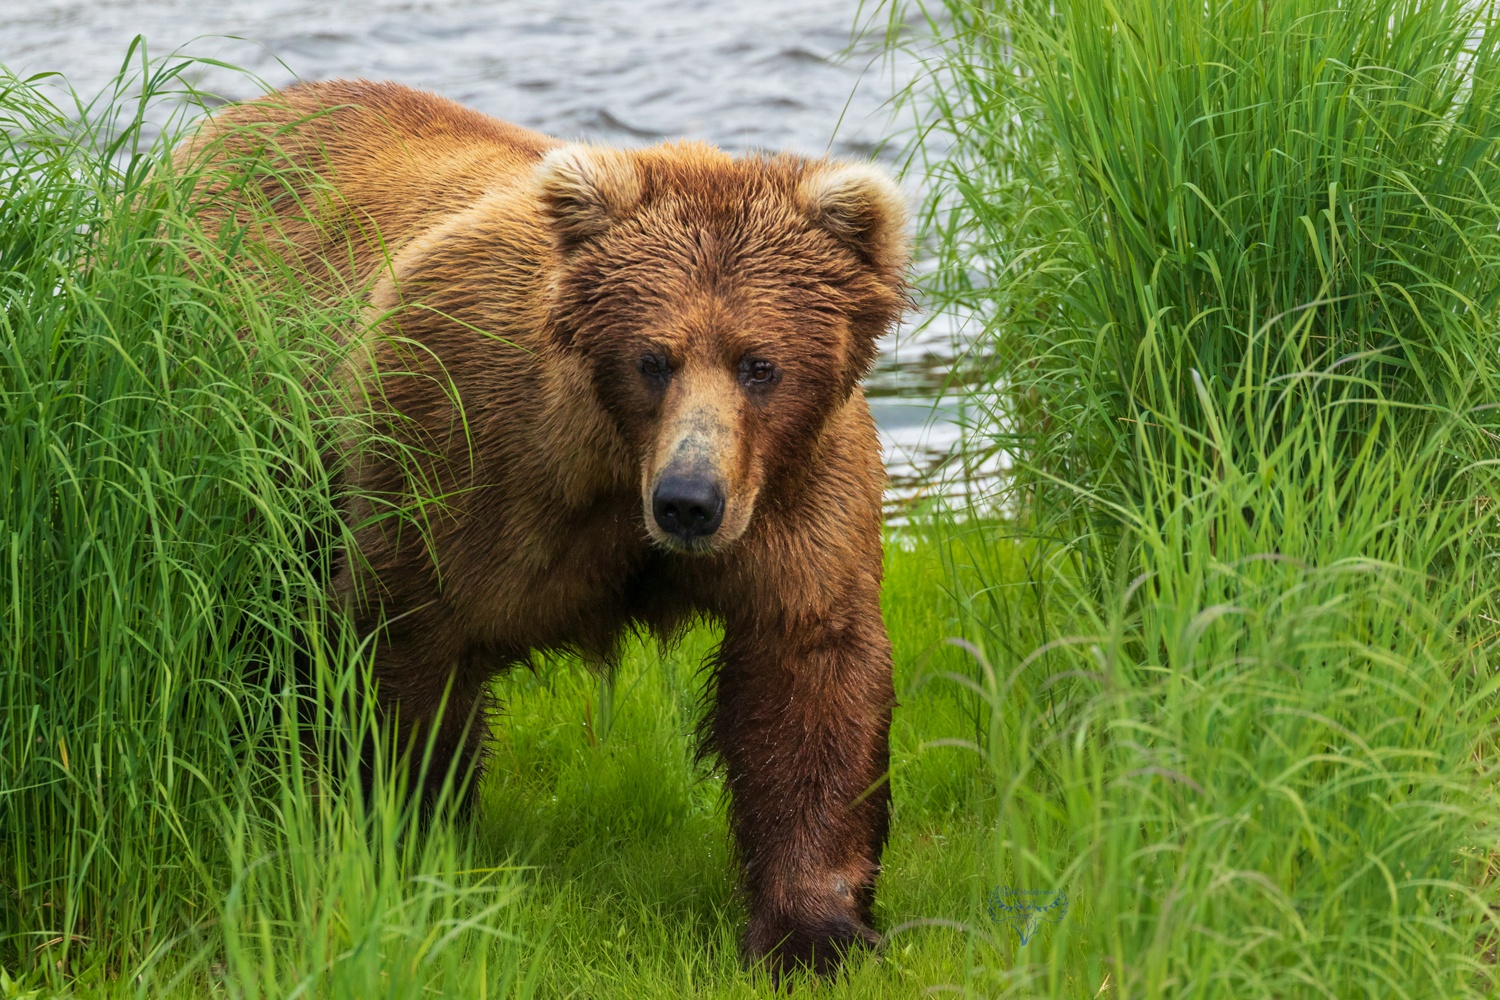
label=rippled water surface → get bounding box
[5,0,983,511]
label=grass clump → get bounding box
[0,57,531,996]
[912,0,1500,547]
[894,0,1500,994]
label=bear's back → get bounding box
[175,80,560,295]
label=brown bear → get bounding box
[175,80,910,978]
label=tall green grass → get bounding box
[0,56,531,996]
[896,0,1500,994]
[909,0,1500,551]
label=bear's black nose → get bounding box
[652,475,725,540]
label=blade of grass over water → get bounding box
[886,0,1500,994]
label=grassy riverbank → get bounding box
[9,0,1500,990]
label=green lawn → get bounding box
[466,527,1011,998]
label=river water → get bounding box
[4,0,987,513]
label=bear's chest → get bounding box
[450,490,656,652]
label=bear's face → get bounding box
[538,143,909,553]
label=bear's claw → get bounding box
[746,911,882,982]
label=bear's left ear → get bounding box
[796,161,911,283]
[536,144,642,249]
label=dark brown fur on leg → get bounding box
[711,602,894,979]
[359,614,493,814]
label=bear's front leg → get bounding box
[712,597,894,978]
[354,603,493,812]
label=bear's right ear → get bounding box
[536,145,641,249]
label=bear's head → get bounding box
[536,142,910,553]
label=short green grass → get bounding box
[462,529,1014,999]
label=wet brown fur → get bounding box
[176,80,911,978]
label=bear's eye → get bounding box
[639,352,670,382]
[740,358,779,388]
